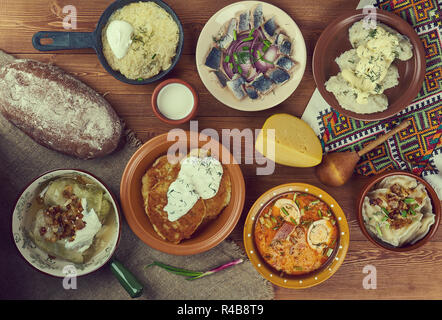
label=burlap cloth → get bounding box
[0,115,274,300]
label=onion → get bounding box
[221,28,274,80]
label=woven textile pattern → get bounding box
[318,0,442,181]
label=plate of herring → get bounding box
[196,1,307,111]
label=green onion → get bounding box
[293,193,298,201]
[295,199,301,208]
[248,28,255,37]
[331,220,336,225]
[327,210,333,216]
[290,217,297,225]
[271,216,277,224]
[330,239,336,246]
[137,78,143,81]
[381,207,390,217]
[146,259,243,281]
[318,209,322,218]
[382,215,389,221]
[224,55,230,62]
[233,52,239,64]
[326,248,333,257]
[233,29,237,41]
[151,54,157,59]
[263,39,272,47]
[281,207,289,216]
[237,65,242,74]
[375,224,382,237]
[228,62,233,70]
[369,28,378,38]
[310,200,320,206]
[404,198,415,204]
[409,208,416,215]
[400,210,408,218]
[242,36,254,42]
[259,217,265,225]
[242,46,249,51]
[293,266,303,271]
[300,208,305,215]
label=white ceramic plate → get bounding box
[12,169,121,277]
[196,0,307,111]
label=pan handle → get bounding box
[32,31,96,51]
[110,259,144,298]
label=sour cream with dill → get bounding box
[164,156,223,222]
[157,83,194,120]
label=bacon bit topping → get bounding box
[63,185,73,198]
[43,187,86,242]
[39,227,47,236]
[390,217,412,230]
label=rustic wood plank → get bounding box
[2,0,441,300]
[273,241,442,300]
[0,0,352,54]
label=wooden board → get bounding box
[2,0,441,300]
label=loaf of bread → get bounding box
[0,50,122,159]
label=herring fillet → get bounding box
[238,11,250,32]
[253,4,264,28]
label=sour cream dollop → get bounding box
[63,198,102,253]
[106,20,134,59]
[164,156,223,222]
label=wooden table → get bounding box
[2,0,441,300]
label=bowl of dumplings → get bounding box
[357,170,441,252]
[12,169,121,277]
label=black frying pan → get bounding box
[32,0,184,85]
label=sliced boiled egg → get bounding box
[273,198,301,225]
[307,219,334,252]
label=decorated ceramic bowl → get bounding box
[12,169,121,278]
[243,183,349,289]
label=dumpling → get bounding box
[28,209,85,263]
[43,178,110,222]
[377,175,418,189]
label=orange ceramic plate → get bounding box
[120,132,245,255]
[243,183,349,288]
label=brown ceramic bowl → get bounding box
[313,9,426,121]
[120,132,245,255]
[357,170,441,252]
[151,78,198,125]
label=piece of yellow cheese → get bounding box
[255,114,323,167]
